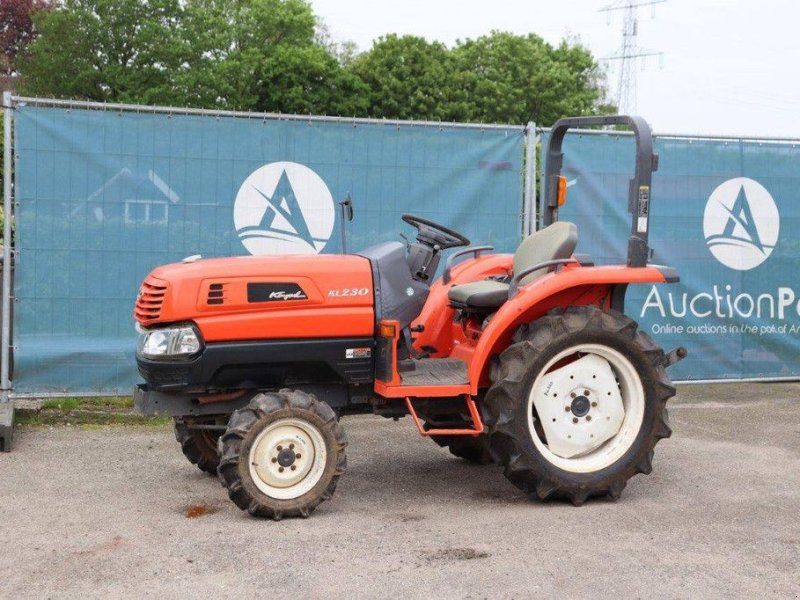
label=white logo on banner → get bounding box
[703,177,779,271]
[233,161,335,255]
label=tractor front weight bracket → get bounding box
[405,396,484,437]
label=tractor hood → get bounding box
[134,254,375,342]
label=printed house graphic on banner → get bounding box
[72,167,182,224]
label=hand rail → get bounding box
[508,258,578,298]
[442,245,494,284]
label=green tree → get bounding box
[17,2,612,124]
[18,0,185,104]
[451,32,612,125]
[349,35,466,121]
[18,0,367,114]
[175,0,367,114]
[346,32,611,125]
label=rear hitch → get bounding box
[662,346,688,368]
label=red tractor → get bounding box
[134,116,685,519]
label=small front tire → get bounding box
[174,417,224,475]
[217,389,347,519]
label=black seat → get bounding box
[448,222,578,310]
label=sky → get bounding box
[310,0,800,138]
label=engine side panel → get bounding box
[136,255,375,341]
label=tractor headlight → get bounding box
[137,324,203,360]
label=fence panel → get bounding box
[544,130,800,380]
[12,103,525,394]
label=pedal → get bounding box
[397,359,416,373]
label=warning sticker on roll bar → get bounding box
[637,185,650,233]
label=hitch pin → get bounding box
[662,347,688,368]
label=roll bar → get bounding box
[542,115,658,268]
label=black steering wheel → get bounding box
[401,214,470,250]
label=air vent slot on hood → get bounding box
[135,280,167,322]
[207,283,226,305]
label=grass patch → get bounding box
[16,395,167,427]
[41,398,81,411]
[41,396,134,410]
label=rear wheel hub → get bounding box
[570,396,591,417]
[528,346,643,471]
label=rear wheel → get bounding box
[431,433,494,464]
[174,417,224,475]
[217,389,347,519]
[482,306,675,505]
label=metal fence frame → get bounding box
[0,96,533,401]
[2,92,14,404]
[534,125,800,384]
[3,97,800,404]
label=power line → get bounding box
[600,0,665,113]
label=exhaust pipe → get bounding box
[338,194,353,253]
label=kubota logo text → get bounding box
[703,177,779,271]
[233,161,335,255]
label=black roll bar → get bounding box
[542,115,659,268]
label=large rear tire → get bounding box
[174,417,224,475]
[481,306,675,505]
[217,389,347,519]
[431,434,494,465]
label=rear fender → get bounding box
[466,265,674,393]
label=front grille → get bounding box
[137,363,190,389]
[207,282,226,305]
[135,279,167,323]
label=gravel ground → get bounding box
[1,383,799,599]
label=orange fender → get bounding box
[465,265,673,394]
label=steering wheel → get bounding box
[401,214,470,250]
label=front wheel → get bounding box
[482,306,675,505]
[217,389,347,519]
[174,417,224,475]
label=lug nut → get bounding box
[565,406,571,412]
[276,445,282,451]
[584,390,590,396]
[572,417,578,424]
[295,454,301,459]
[291,465,296,471]
[278,467,284,473]
[591,401,597,407]
[289,443,295,450]
[571,392,576,398]
[271,457,277,463]
[586,415,592,422]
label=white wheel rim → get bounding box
[248,418,327,500]
[527,343,645,474]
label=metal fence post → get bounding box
[523,122,536,236]
[1,91,14,451]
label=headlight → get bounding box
[137,324,203,360]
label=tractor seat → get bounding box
[448,221,578,310]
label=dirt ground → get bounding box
[1,383,799,599]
